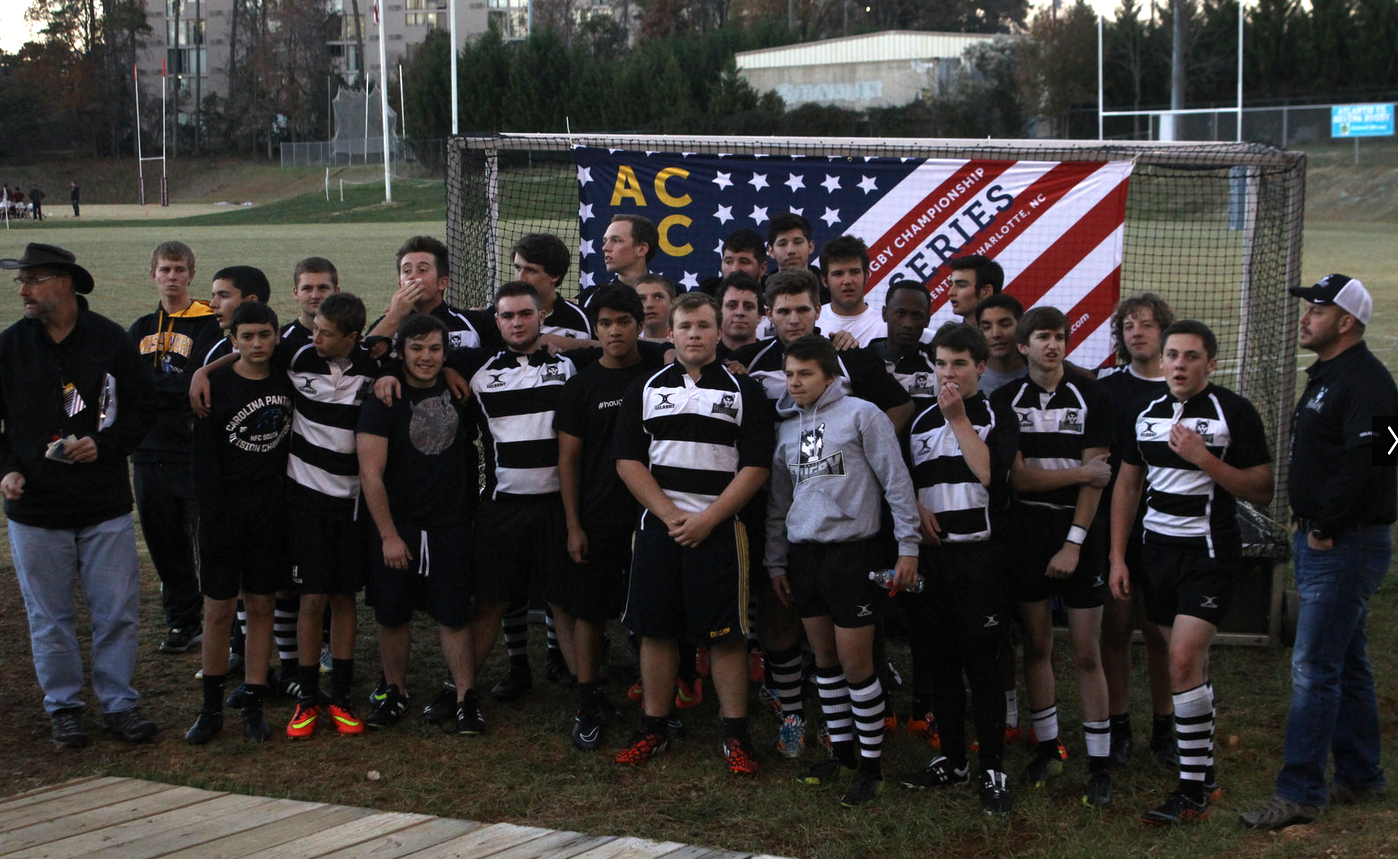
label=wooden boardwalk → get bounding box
[0,777,793,859]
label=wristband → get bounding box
[1066,525,1087,545]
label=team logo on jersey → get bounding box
[449,330,474,348]
[655,392,676,410]
[486,372,507,388]
[1018,410,1034,427]
[541,363,567,383]
[1061,409,1083,432]
[800,423,825,461]
[1308,386,1328,413]
[1139,417,1168,439]
[1200,595,1219,609]
[796,422,846,481]
[1193,419,1215,443]
[409,390,459,455]
[917,436,933,455]
[297,378,317,395]
[911,372,935,396]
[983,614,1000,628]
[710,393,739,418]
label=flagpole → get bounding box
[377,0,392,202]
[449,0,458,135]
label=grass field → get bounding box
[0,197,1397,859]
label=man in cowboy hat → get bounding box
[0,243,159,749]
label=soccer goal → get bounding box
[446,133,1306,644]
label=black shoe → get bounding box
[490,664,532,703]
[368,674,389,710]
[666,715,687,740]
[1330,781,1388,805]
[366,685,409,729]
[840,770,885,808]
[546,647,575,687]
[243,707,272,742]
[1145,789,1211,825]
[270,673,303,700]
[594,693,622,724]
[50,708,88,750]
[104,707,158,743]
[1110,728,1133,767]
[455,690,485,736]
[160,626,202,653]
[980,769,1014,815]
[1082,770,1113,807]
[901,755,971,790]
[184,710,223,745]
[423,681,457,724]
[1020,749,1065,787]
[1151,733,1180,768]
[225,683,255,709]
[798,757,854,787]
[572,708,604,751]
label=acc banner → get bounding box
[574,146,1133,368]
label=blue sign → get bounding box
[1332,104,1394,138]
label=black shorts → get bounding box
[288,504,367,595]
[368,522,473,628]
[785,538,883,629]
[1140,543,1235,627]
[199,488,292,600]
[560,516,632,623]
[622,517,750,646]
[472,497,566,606]
[918,539,1012,639]
[1010,506,1107,609]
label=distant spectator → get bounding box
[29,187,44,221]
[70,181,80,218]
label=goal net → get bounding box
[446,133,1305,567]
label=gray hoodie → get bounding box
[765,381,921,578]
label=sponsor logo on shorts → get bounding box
[984,614,1000,628]
[1200,595,1219,609]
[855,603,873,618]
[709,626,731,639]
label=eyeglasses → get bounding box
[13,274,59,287]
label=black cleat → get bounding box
[184,710,223,745]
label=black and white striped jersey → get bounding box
[729,336,911,414]
[906,393,1019,542]
[991,374,1114,511]
[869,338,939,413]
[543,299,592,340]
[1122,383,1271,559]
[281,318,313,349]
[281,342,379,519]
[458,347,577,501]
[613,361,775,522]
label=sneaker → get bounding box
[103,707,157,743]
[626,678,644,702]
[695,647,711,679]
[840,770,885,808]
[225,683,255,709]
[748,649,765,684]
[455,690,486,736]
[674,677,703,711]
[368,675,389,709]
[227,652,245,675]
[667,716,687,739]
[1144,790,1211,825]
[615,731,668,766]
[1020,750,1065,787]
[1238,795,1320,830]
[1110,729,1133,767]
[756,685,782,715]
[595,693,622,724]
[423,681,458,724]
[160,626,202,653]
[774,713,807,759]
[287,701,320,739]
[905,712,941,749]
[490,664,533,703]
[545,647,575,687]
[723,736,760,777]
[572,708,604,751]
[980,769,1014,815]
[242,706,272,742]
[271,673,303,700]
[900,755,971,790]
[327,701,364,735]
[883,714,899,735]
[1082,770,1113,807]
[816,722,832,751]
[798,757,854,787]
[1004,724,1023,745]
[1330,781,1388,805]
[184,710,223,745]
[366,685,409,729]
[50,708,88,750]
[318,644,333,674]
[1204,774,1223,802]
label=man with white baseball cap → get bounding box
[1242,273,1398,830]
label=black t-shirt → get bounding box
[356,380,475,529]
[191,365,295,516]
[553,357,664,528]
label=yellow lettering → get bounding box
[610,166,647,206]
[654,167,691,207]
[658,214,693,256]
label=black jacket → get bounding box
[0,297,155,528]
[128,300,220,457]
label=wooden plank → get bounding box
[478,831,618,859]
[3,785,226,851]
[0,776,111,808]
[235,811,436,859]
[83,796,321,859]
[1,792,269,859]
[0,778,167,824]
[171,804,367,859]
[0,781,187,833]
[565,837,690,859]
[402,822,557,859]
[314,816,480,859]
[655,847,752,859]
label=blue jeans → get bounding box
[8,515,142,715]
[1276,525,1392,805]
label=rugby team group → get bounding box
[0,210,1392,829]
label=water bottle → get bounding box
[869,569,925,594]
